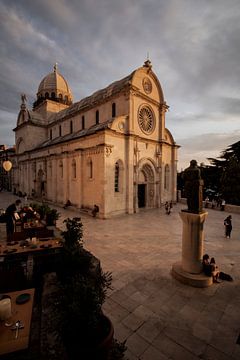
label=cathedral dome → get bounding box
[34,64,73,108]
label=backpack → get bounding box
[219,271,233,281]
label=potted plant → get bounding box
[57,217,115,359]
[30,203,60,225]
[45,208,60,226]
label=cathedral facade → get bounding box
[13,60,179,218]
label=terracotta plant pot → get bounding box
[97,314,114,359]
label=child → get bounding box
[210,257,220,283]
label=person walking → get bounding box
[165,202,171,215]
[224,215,232,238]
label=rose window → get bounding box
[138,105,155,134]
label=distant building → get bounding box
[13,60,179,218]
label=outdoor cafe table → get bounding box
[0,288,35,356]
[0,239,63,286]
[0,238,62,257]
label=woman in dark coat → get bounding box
[5,199,21,242]
[224,215,232,238]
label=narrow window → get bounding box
[88,159,93,179]
[59,93,63,99]
[50,129,52,140]
[45,92,49,99]
[51,92,55,99]
[59,125,62,137]
[48,162,52,178]
[112,103,116,117]
[164,164,170,190]
[114,162,119,192]
[70,120,73,134]
[72,159,76,178]
[59,161,63,178]
[96,110,99,125]
[82,115,85,129]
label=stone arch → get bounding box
[137,159,157,208]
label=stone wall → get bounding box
[178,196,240,214]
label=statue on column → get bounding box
[21,93,27,104]
[183,160,204,214]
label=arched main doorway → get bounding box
[138,163,155,208]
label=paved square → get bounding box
[1,192,240,359]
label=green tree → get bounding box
[208,141,240,205]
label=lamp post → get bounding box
[0,146,13,191]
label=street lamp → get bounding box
[0,147,13,191]
[3,160,12,172]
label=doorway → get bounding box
[138,184,146,208]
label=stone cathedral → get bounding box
[13,60,179,218]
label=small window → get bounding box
[45,92,49,99]
[50,129,52,140]
[59,125,62,137]
[96,110,99,125]
[114,162,119,192]
[51,92,55,99]
[70,120,73,134]
[82,116,85,130]
[112,103,116,117]
[59,93,63,99]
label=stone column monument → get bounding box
[172,160,212,287]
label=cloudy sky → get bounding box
[0,0,240,170]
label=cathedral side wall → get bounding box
[49,93,129,138]
[16,125,47,153]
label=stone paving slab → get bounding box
[1,191,240,359]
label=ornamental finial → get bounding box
[54,62,58,72]
[143,57,152,69]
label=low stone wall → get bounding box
[178,197,240,214]
[225,204,240,214]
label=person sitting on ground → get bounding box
[92,204,99,217]
[63,200,72,209]
[202,254,212,277]
[210,257,220,283]
[202,254,221,283]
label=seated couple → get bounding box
[202,254,220,283]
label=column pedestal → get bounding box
[172,210,212,287]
